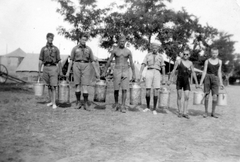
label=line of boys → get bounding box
[38,32,224,118]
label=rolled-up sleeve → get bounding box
[89,47,95,62]
[70,47,76,61]
[39,48,44,61]
[160,56,165,67]
[142,55,148,65]
[56,48,61,63]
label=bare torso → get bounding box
[113,47,131,66]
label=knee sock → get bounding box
[114,90,119,104]
[146,96,150,109]
[75,92,81,102]
[153,96,158,110]
[83,93,88,102]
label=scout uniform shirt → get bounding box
[39,43,61,65]
[70,44,95,86]
[142,52,165,70]
[70,45,94,62]
[39,43,61,86]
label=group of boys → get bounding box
[38,32,224,118]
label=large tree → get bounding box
[54,0,107,43]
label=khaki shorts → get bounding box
[145,69,161,88]
[113,66,129,90]
[73,62,91,86]
[42,66,58,86]
[204,74,219,95]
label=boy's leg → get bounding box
[152,88,159,115]
[177,89,182,116]
[211,94,218,118]
[211,77,219,118]
[75,84,81,109]
[113,90,119,110]
[47,86,53,106]
[120,89,127,113]
[203,94,210,117]
[52,86,57,109]
[82,85,90,111]
[143,88,151,112]
[183,90,190,119]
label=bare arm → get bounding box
[38,60,43,78]
[218,60,224,87]
[161,66,166,84]
[129,51,135,80]
[92,61,100,78]
[66,48,75,77]
[58,61,63,76]
[38,48,44,80]
[103,53,114,76]
[168,60,179,83]
[190,62,199,86]
[199,60,208,86]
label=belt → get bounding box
[44,63,56,66]
[147,67,159,70]
[75,60,89,63]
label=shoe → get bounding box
[83,102,90,111]
[211,114,218,118]
[52,104,57,109]
[143,108,150,112]
[203,113,208,118]
[120,106,126,113]
[113,103,120,111]
[182,114,190,119]
[177,113,183,118]
[153,110,157,115]
[75,101,82,109]
[47,102,53,107]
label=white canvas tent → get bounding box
[16,54,68,82]
[0,48,26,75]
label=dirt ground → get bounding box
[0,83,240,162]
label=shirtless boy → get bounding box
[102,36,136,113]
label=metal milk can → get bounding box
[129,82,142,105]
[193,90,205,105]
[158,87,170,108]
[94,79,107,102]
[34,81,45,96]
[58,80,70,103]
[217,92,227,106]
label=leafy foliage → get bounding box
[54,0,237,76]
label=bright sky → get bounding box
[1,0,240,62]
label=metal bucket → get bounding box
[94,80,107,102]
[193,91,205,105]
[130,82,142,105]
[217,92,227,106]
[34,81,45,96]
[58,80,70,103]
[158,87,170,108]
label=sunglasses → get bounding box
[183,53,189,56]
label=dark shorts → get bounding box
[204,74,219,95]
[73,62,91,86]
[176,76,190,91]
[42,66,58,86]
[113,66,129,90]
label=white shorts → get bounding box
[145,69,161,89]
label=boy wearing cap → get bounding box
[139,42,166,115]
[66,33,100,111]
[102,35,136,113]
[38,33,63,109]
